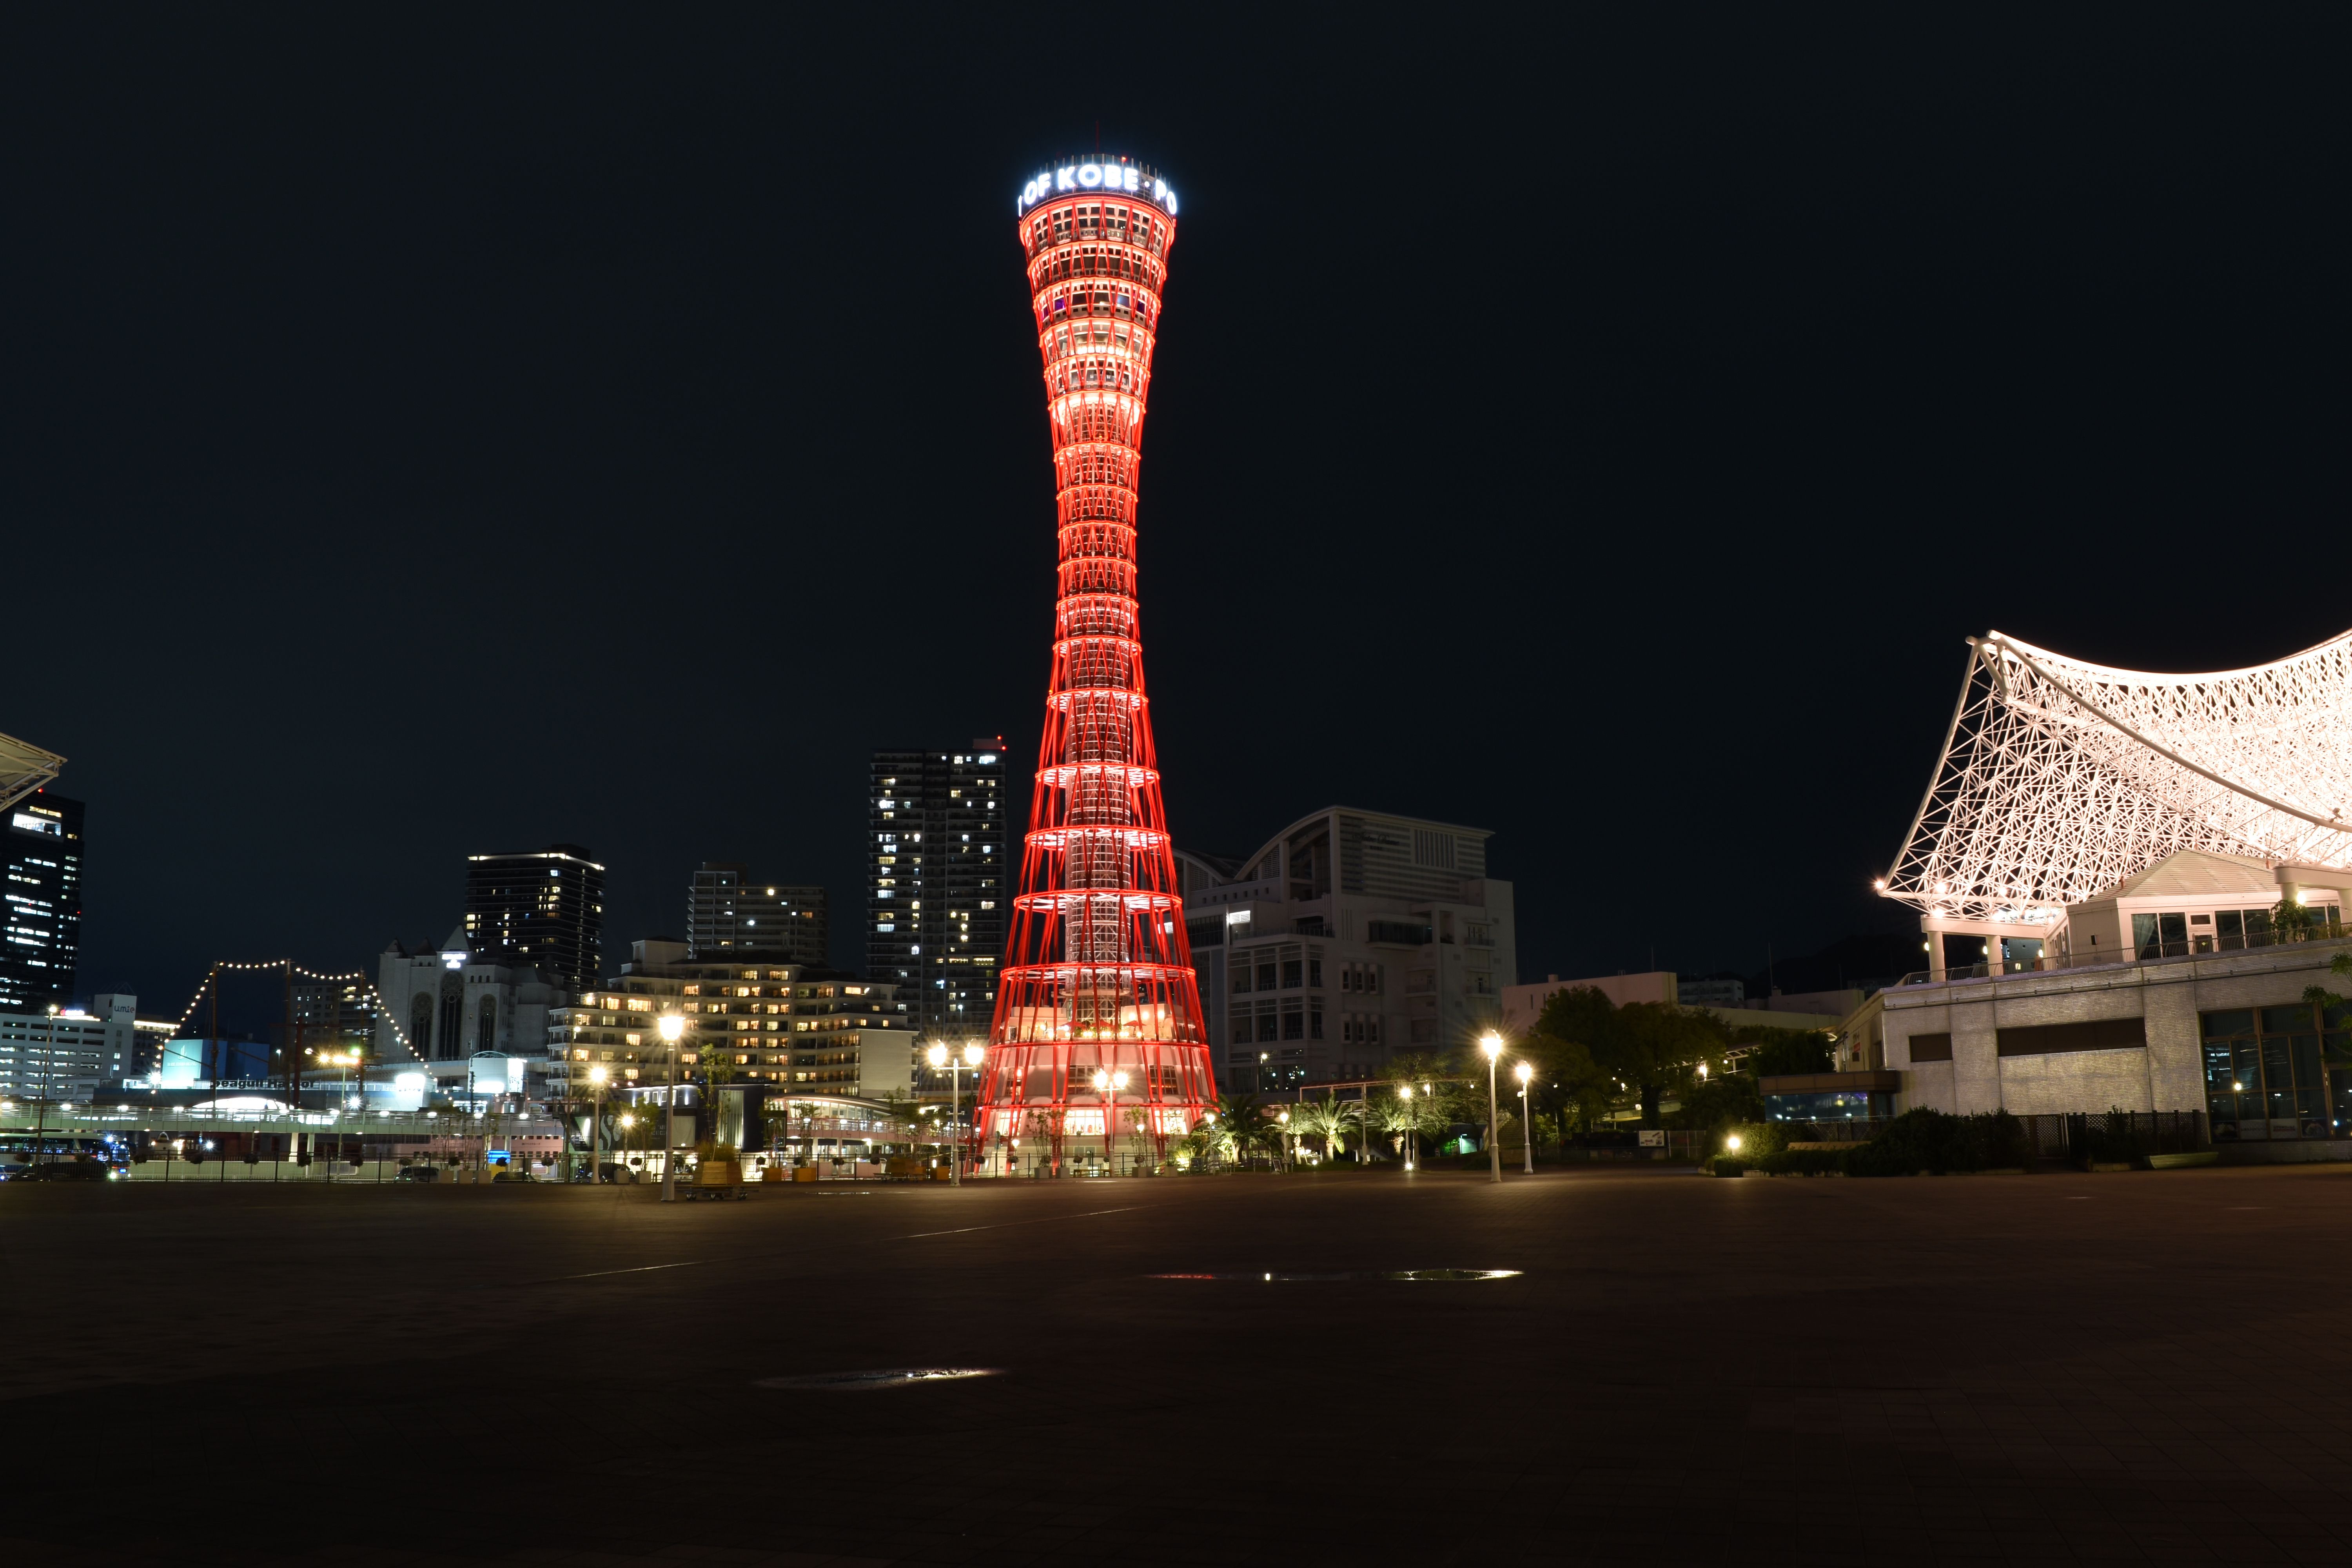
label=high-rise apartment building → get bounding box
[1,790,83,1014]
[867,741,1007,1041]
[687,864,829,965]
[463,844,604,996]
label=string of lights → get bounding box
[167,962,413,1055]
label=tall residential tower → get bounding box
[974,157,1214,1172]
[867,743,1007,1041]
[463,844,604,997]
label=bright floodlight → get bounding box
[656,1014,685,1043]
[1091,1069,1109,1092]
[962,1042,984,1067]
[927,1044,949,1069]
[1112,1069,1128,1091]
[1513,1061,1533,1084]
[588,1067,608,1085]
[1398,1084,1412,1100]
[1479,1032,1503,1058]
[1726,1134,1743,1152]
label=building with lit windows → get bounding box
[687,864,828,965]
[1176,808,1517,1094]
[552,939,915,1145]
[464,844,604,996]
[0,993,132,1102]
[2,790,82,1014]
[867,743,1006,1042]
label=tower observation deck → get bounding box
[974,156,1214,1174]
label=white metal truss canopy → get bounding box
[1884,629,2352,922]
[0,729,64,815]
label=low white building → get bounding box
[374,928,569,1100]
[0,993,136,1102]
[1178,807,1517,1094]
[1850,850,2352,1155]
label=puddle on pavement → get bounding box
[1149,1268,1522,1283]
[753,1367,1000,1391]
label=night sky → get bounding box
[4,10,2342,1026]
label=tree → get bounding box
[1735,1027,1833,1077]
[1534,987,1722,1127]
[1524,1033,1615,1135]
[1292,1094,1355,1161]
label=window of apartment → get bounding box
[1232,957,1252,995]
[1307,957,1323,989]
[1281,950,1303,989]
[1256,955,1278,992]
[1308,1002,1323,1041]
[1257,1007,1279,1044]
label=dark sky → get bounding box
[3,8,2343,1024]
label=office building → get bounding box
[464,844,604,996]
[552,939,916,1144]
[687,864,829,965]
[2,790,82,1014]
[1178,808,1518,1094]
[868,742,1007,1041]
[0,993,134,1102]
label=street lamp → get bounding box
[587,1066,609,1184]
[1276,1108,1291,1170]
[1514,1059,1535,1174]
[1398,1083,1416,1172]
[928,1040,986,1186]
[1479,1032,1504,1184]
[657,1013,686,1203]
[1089,1067,1129,1174]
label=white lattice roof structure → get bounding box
[1883,629,2352,923]
[0,729,64,816]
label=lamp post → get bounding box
[587,1066,609,1184]
[29,1005,59,1172]
[1398,1083,1416,1172]
[1276,1108,1291,1171]
[1479,1032,1504,1184]
[1514,1059,1535,1174]
[657,1013,685,1203]
[927,1041,985,1185]
[1089,1068,1129,1174]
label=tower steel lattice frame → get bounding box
[973,158,1213,1174]
[1884,628,2352,923]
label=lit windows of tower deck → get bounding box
[464,844,605,998]
[975,156,1214,1174]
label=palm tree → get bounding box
[1210,1091,1269,1166]
[1293,1094,1355,1162]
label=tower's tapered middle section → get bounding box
[975,158,1213,1173]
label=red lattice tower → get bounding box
[975,157,1211,1176]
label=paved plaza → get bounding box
[5,1163,2352,1566]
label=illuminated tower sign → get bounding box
[975,156,1214,1174]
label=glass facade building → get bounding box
[1,790,82,1014]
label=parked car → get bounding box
[396,1164,441,1183]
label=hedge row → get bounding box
[1711,1108,2033,1178]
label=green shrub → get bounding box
[1845,1108,2029,1176]
[1754,1146,1851,1176]
[1717,1120,1788,1160]
[1707,1156,1748,1177]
